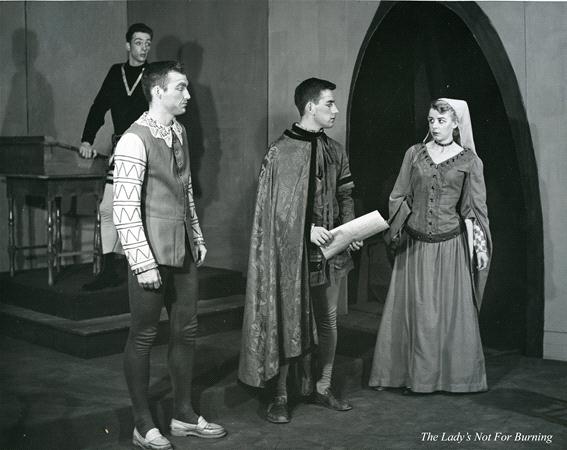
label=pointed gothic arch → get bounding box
[347,1,543,357]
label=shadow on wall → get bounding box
[228,115,268,271]
[2,28,55,138]
[156,36,221,222]
[2,29,56,270]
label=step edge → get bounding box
[0,295,245,336]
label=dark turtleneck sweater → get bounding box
[81,61,148,145]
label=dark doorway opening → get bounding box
[348,1,543,355]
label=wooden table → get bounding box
[5,174,105,286]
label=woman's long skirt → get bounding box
[368,232,487,393]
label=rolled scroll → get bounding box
[321,210,389,259]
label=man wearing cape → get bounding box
[238,78,362,423]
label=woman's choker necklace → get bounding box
[434,140,453,147]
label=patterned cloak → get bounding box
[238,133,318,388]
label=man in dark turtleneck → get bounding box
[238,78,363,423]
[79,23,153,290]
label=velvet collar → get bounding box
[285,123,326,142]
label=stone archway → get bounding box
[347,1,543,356]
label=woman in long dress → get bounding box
[369,98,491,393]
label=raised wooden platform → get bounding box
[0,265,246,358]
[0,263,245,320]
[0,295,245,358]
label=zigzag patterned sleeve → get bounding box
[113,134,158,274]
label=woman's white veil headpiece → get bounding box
[424,98,476,154]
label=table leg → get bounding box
[93,195,102,275]
[70,196,80,265]
[8,195,15,277]
[56,198,62,272]
[47,199,54,286]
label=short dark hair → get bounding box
[142,61,185,102]
[126,23,153,42]
[294,78,336,115]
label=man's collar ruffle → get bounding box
[136,111,183,147]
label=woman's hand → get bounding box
[477,251,489,270]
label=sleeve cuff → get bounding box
[132,261,158,275]
[472,221,488,254]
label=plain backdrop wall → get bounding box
[266,0,567,361]
[0,1,126,273]
[128,0,268,272]
[0,1,26,273]
[478,1,567,361]
[523,3,567,362]
[1,1,566,361]
[127,0,268,273]
[267,0,379,145]
[0,0,268,275]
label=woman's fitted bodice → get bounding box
[387,143,488,244]
[406,144,476,236]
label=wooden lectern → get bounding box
[0,136,107,286]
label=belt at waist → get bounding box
[405,222,465,243]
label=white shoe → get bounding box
[132,428,172,450]
[170,416,227,439]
